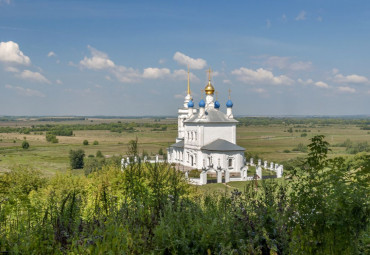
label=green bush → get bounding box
[46,133,58,143]
[83,140,89,145]
[69,149,85,169]
[93,140,99,145]
[21,140,29,149]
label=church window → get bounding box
[228,158,233,167]
[191,132,193,140]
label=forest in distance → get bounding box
[0,117,369,254]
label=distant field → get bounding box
[0,117,369,177]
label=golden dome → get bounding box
[205,81,215,95]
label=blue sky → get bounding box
[0,0,369,116]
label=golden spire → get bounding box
[204,67,215,95]
[187,66,191,95]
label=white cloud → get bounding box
[314,81,330,88]
[4,66,19,73]
[263,56,312,71]
[332,68,339,75]
[297,78,314,85]
[223,79,232,84]
[142,67,170,79]
[19,70,50,84]
[338,86,356,93]
[56,79,63,85]
[5,84,45,97]
[159,58,166,64]
[334,73,368,84]
[0,41,31,65]
[172,69,199,82]
[296,11,306,21]
[253,88,267,93]
[80,45,115,70]
[111,66,141,83]
[47,51,56,57]
[232,67,294,86]
[173,52,207,70]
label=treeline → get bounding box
[0,122,174,135]
[0,136,368,254]
[37,117,86,121]
[236,117,370,126]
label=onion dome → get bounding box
[214,100,220,109]
[187,100,194,108]
[199,99,206,108]
[205,81,215,95]
[188,100,194,108]
[226,99,233,108]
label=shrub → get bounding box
[93,140,99,145]
[46,133,58,143]
[96,150,104,158]
[301,133,307,137]
[283,149,290,153]
[69,149,85,169]
[21,140,29,149]
[83,140,89,145]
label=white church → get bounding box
[167,70,247,183]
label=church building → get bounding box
[168,70,245,173]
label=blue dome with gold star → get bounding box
[199,99,206,107]
[188,100,194,108]
[226,99,233,108]
[214,100,220,109]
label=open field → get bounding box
[0,117,369,177]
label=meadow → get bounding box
[0,117,367,175]
[0,117,369,177]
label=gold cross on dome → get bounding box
[228,88,231,99]
[207,68,212,81]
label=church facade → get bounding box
[168,70,245,173]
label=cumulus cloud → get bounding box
[338,86,356,93]
[297,78,314,85]
[263,56,312,71]
[314,81,330,88]
[232,67,294,86]
[5,84,45,97]
[80,45,115,70]
[253,88,267,93]
[173,52,207,70]
[19,70,50,84]
[47,51,56,57]
[334,73,368,84]
[4,66,19,73]
[111,66,141,83]
[296,11,306,21]
[172,69,199,82]
[142,67,170,79]
[0,41,31,65]
[56,79,63,85]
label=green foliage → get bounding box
[333,139,370,154]
[83,139,89,145]
[0,138,368,254]
[292,142,307,152]
[69,149,85,169]
[127,137,138,157]
[93,140,99,145]
[96,150,103,158]
[21,140,29,149]
[45,133,58,143]
[158,148,164,155]
[301,132,307,137]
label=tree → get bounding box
[93,140,99,145]
[69,149,85,169]
[96,150,104,158]
[158,148,164,155]
[21,140,29,149]
[127,137,138,157]
[46,133,58,143]
[83,140,89,146]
